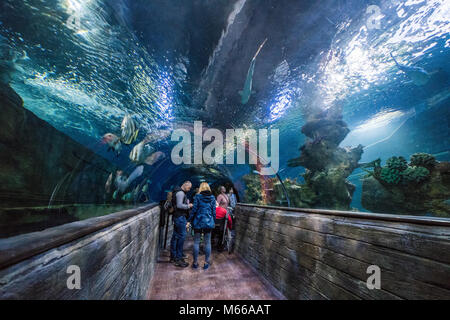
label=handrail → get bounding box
[237,203,450,227]
[0,203,158,270]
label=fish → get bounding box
[239,38,267,105]
[105,173,113,193]
[143,129,171,143]
[0,47,27,84]
[359,158,381,169]
[102,133,122,156]
[129,140,147,164]
[120,114,139,145]
[433,150,450,158]
[390,52,430,86]
[129,128,169,164]
[121,192,133,202]
[115,166,144,193]
[364,88,449,151]
[114,171,128,193]
[144,151,166,165]
[127,165,144,185]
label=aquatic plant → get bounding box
[410,153,436,168]
[380,167,402,185]
[385,156,408,172]
[401,166,430,184]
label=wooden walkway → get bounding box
[147,238,283,300]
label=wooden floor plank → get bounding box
[147,237,283,300]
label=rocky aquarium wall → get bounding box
[0,84,126,237]
[0,84,117,208]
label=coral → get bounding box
[380,167,402,185]
[242,174,264,204]
[401,166,430,184]
[362,156,450,217]
[385,156,408,172]
[373,154,434,186]
[410,153,436,168]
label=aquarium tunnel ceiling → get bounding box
[0,0,449,213]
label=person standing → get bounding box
[187,182,216,270]
[170,181,193,267]
[216,186,229,209]
[227,187,237,214]
[227,187,238,253]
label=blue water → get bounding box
[0,0,449,214]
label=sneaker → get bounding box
[203,262,210,270]
[169,257,176,263]
[192,262,199,269]
[175,259,189,268]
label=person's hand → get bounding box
[186,222,191,230]
[189,203,193,208]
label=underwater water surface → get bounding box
[0,0,449,237]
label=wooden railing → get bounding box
[0,203,157,270]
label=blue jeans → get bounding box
[193,231,211,265]
[170,216,187,260]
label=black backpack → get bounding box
[171,187,181,210]
[171,187,190,218]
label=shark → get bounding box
[239,38,267,105]
[362,88,450,150]
[390,52,430,86]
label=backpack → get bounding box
[164,199,174,214]
[170,187,184,212]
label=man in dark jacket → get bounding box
[170,181,193,267]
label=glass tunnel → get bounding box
[0,0,449,302]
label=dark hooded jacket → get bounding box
[188,190,216,230]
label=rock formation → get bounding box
[287,109,363,210]
[0,84,120,208]
[0,84,120,236]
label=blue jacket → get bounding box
[188,191,216,230]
